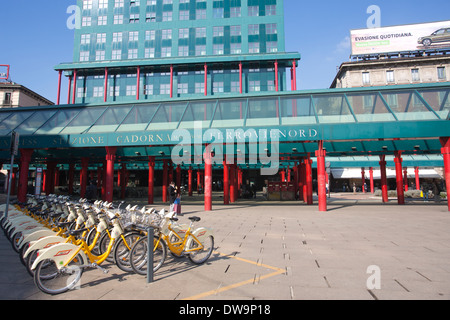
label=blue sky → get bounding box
[1,0,449,103]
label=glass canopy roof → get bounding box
[0,85,448,137]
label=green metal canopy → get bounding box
[0,82,449,168]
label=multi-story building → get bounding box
[331,54,450,89]
[0,82,54,108]
[55,0,300,104]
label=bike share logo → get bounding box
[170,122,281,175]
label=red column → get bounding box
[204,63,208,96]
[292,59,297,91]
[105,147,117,202]
[170,65,173,98]
[223,159,229,205]
[80,158,89,198]
[379,155,388,203]
[415,167,420,190]
[188,166,193,197]
[72,70,77,104]
[315,141,327,212]
[104,67,108,102]
[17,149,33,203]
[204,152,212,211]
[136,66,140,101]
[162,160,168,202]
[305,156,313,205]
[274,60,279,92]
[369,167,374,194]
[148,157,155,204]
[239,62,243,94]
[280,169,285,182]
[57,70,62,105]
[67,76,72,104]
[403,168,409,192]
[394,151,405,205]
[361,168,366,193]
[440,137,450,212]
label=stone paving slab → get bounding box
[1,195,450,301]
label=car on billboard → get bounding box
[418,28,450,47]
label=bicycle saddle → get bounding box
[188,216,201,222]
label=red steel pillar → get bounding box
[57,70,62,105]
[80,158,89,198]
[315,141,327,212]
[223,159,229,205]
[188,166,193,197]
[379,155,388,203]
[72,69,77,104]
[292,59,297,91]
[204,152,212,211]
[105,147,117,202]
[274,60,279,92]
[415,167,420,190]
[148,157,155,204]
[440,137,450,211]
[104,68,108,102]
[136,66,140,101]
[394,151,405,205]
[17,149,34,203]
[403,168,409,192]
[176,164,181,192]
[369,167,374,194]
[230,164,236,203]
[67,76,72,104]
[204,63,208,96]
[162,160,168,202]
[305,155,313,205]
[239,62,243,94]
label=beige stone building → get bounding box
[331,55,450,88]
[0,82,53,108]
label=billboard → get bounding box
[351,21,450,56]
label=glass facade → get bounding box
[56,0,297,104]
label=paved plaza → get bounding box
[1,193,450,301]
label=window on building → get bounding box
[93,87,104,98]
[265,5,276,16]
[95,50,106,61]
[144,84,153,95]
[195,82,204,94]
[213,8,224,19]
[179,28,189,39]
[112,50,122,60]
[126,85,137,96]
[230,7,241,18]
[128,49,138,59]
[362,72,370,85]
[196,27,206,38]
[386,70,395,83]
[248,24,260,35]
[249,81,261,92]
[130,14,140,23]
[230,25,241,36]
[231,81,240,93]
[213,82,224,93]
[81,34,90,45]
[145,48,155,58]
[438,67,446,80]
[114,0,124,8]
[266,41,278,53]
[146,12,156,22]
[162,11,173,21]
[266,23,277,35]
[82,17,92,27]
[411,69,420,82]
[80,51,90,62]
[129,31,139,42]
[195,45,206,56]
[114,15,124,24]
[97,33,107,44]
[161,46,172,57]
[213,44,224,55]
[4,92,11,104]
[178,83,189,94]
[98,16,107,25]
[249,42,260,53]
[248,6,259,16]
[160,84,171,95]
[99,0,108,9]
[145,30,155,41]
[179,10,189,20]
[162,29,172,40]
[178,46,189,56]
[83,0,93,10]
[77,87,86,98]
[213,26,224,37]
[196,9,207,20]
[230,43,241,54]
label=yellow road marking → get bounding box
[183,251,285,300]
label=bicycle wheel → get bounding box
[98,229,114,263]
[34,254,85,295]
[188,235,214,264]
[130,236,166,276]
[113,232,142,273]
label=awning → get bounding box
[331,168,442,179]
